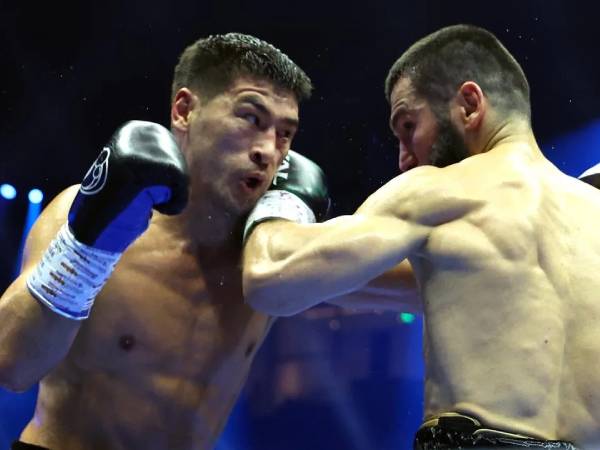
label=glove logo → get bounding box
[272,154,290,186]
[80,147,110,195]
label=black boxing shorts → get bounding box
[11,441,50,450]
[413,412,579,449]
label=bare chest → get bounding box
[66,246,271,379]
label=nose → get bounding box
[398,142,408,172]
[398,152,403,173]
[398,144,417,173]
[249,130,279,170]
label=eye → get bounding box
[243,113,260,127]
[277,129,294,140]
[403,121,415,131]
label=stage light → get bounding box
[398,312,415,324]
[28,189,43,204]
[1,183,17,200]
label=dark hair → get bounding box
[385,24,530,120]
[171,33,312,103]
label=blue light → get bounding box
[28,189,44,204]
[0,183,17,200]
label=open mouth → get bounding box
[242,174,264,191]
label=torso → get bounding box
[408,145,600,447]
[21,214,273,450]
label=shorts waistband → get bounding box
[11,441,51,450]
[414,412,579,449]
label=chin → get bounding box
[239,197,261,215]
[221,192,255,218]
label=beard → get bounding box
[428,113,471,168]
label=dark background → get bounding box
[1,1,599,449]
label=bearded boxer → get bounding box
[0,33,331,450]
[243,25,600,448]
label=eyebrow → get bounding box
[389,107,407,134]
[237,94,299,129]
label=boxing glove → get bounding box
[27,121,189,319]
[243,150,330,241]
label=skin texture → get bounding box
[0,76,299,450]
[243,77,600,447]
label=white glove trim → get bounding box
[243,190,316,242]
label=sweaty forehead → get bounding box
[228,77,299,113]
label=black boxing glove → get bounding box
[69,120,188,251]
[243,150,331,241]
[27,121,189,319]
[579,163,600,189]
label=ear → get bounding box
[456,81,485,131]
[171,88,198,132]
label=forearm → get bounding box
[243,215,428,316]
[0,273,81,392]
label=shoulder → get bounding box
[20,185,80,273]
[357,166,446,214]
[49,185,80,213]
[29,185,80,234]
[357,165,486,228]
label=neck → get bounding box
[155,194,245,253]
[477,117,542,159]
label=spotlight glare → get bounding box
[0,183,17,200]
[28,189,44,204]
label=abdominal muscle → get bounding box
[21,357,254,450]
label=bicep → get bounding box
[326,260,423,313]
[357,166,482,227]
[243,215,363,268]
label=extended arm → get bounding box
[243,161,482,317]
[243,216,425,316]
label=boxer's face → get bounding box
[173,76,299,215]
[389,77,469,172]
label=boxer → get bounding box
[0,33,326,450]
[243,25,600,449]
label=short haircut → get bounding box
[171,33,312,103]
[385,24,530,120]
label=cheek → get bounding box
[197,114,247,147]
[412,127,437,163]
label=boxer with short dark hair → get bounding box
[0,33,319,450]
[243,25,600,448]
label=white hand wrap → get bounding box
[243,190,316,242]
[26,224,121,320]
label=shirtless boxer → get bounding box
[242,25,600,448]
[0,33,326,450]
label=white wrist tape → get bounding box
[243,190,316,242]
[26,224,121,320]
